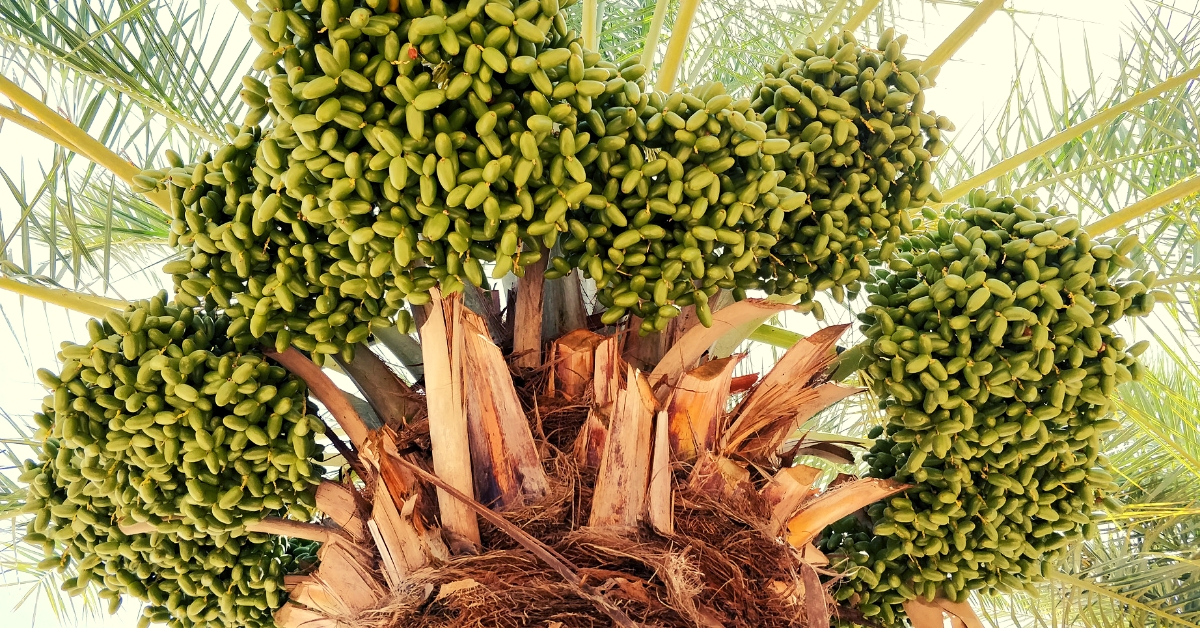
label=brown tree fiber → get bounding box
[310,400,843,628]
[278,319,875,628]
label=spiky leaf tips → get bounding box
[828,189,1160,625]
[141,0,944,352]
[23,292,324,628]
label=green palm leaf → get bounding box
[0,0,253,143]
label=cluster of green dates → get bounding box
[826,190,1160,625]
[555,27,945,330]
[747,28,949,311]
[136,0,943,345]
[20,292,326,628]
[552,81,811,332]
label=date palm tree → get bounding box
[0,1,1198,628]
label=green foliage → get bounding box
[0,0,254,290]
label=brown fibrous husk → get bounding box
[348,393,821,628]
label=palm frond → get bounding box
[0,0,253,144]
[0,144,173,295]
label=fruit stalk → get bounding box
[641,0,671,68]
[655,0,702,92]
[0,104,85,155]
[1088,173,1200,235]
[0,75,171,212]
[0,276,123,318]
[843,0,882,33]
[923,0,1005,69]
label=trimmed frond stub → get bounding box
[723,324,861,461]
[650,298,796,396]
[666,356,740,461]
[903,597,985,628]
[271,292,888,628]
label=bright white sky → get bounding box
[0,0,1192,625]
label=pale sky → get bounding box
[0,0,1191,625]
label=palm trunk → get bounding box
[269,293,905,628]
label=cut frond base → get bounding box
[274,297,885,628]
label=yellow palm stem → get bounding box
[582,0,599,51]
[654,0,702,92]
[843,0,882,33]
[640,0,671,68]
[229,0,253,19]
[81,293,130,311]
[942,63,1200,204]
[0,277,121,319]
[0,105,84,155]
[1088,174,1200,235]
[805,0,850,43]
[0,74,170,212]
[924,0,1005,69]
